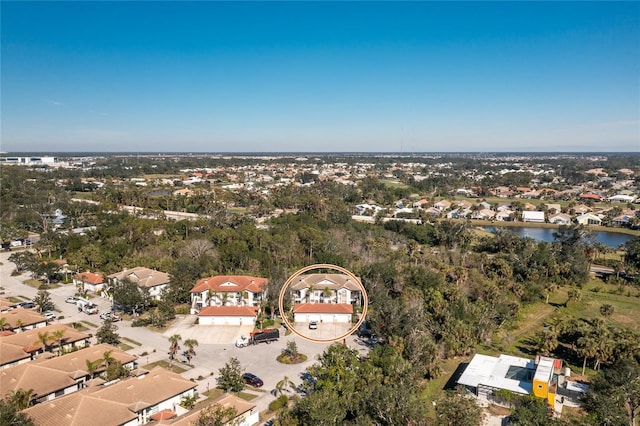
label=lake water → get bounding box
[483,226,637,248]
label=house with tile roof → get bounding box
[549,213,572,225]
[0,308,48,333]
[107,267,171,301]
[162,392,259,426]
[23,366,196,426]
[0,343,136,404]
[73,271,105,294]
[197,306,260,326]
[293,303,354,324]
[0,324,91,363]
[289,274,362,324]
[190,275,268,315]
[289,274,362,306]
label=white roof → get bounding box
[522,211,545,220]
[566,381,589,393]
[534,357,554,383]
[457,354,534,395]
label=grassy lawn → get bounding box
[81,320,99,328]
[121,336,142,346]
[144,360,189,374]
[117,342,134,351]
[235,391,259,401]
[380,179,411,189]
[421,357,464,418]
[70,322,90,332]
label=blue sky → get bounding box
[2,1,639,153]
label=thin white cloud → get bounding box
[43,98,63,106]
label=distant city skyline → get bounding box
[2,2,638,153]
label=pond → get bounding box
[483,226,637,248]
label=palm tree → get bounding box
[275,376,295,396]
[7,388,36,409]
[599,304,614,319]
[0,317,8,332]
[14,319,25,332]
[307,284,316,303]
[86,358,103,379]
[51,329,66,355]
[206,289,216,307]
[35,331,52,353]
[183,339,199,366]
[168,334,182,366]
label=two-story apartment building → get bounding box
[190,275,268,314]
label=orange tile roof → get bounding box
[197,306,259,317]
[191,275,268,294]
[75,271,104,285]
[293,303,353,314]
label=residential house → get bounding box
[433,200,452,211]
[290,273,362,324]
[190,275,268,315]
[572,204,592,214]
[495,210,513,222]
[0,308,48,333]
[447,208,471,219]
[522,211,545,223]
[23,366,197,426]
[494,186,514,198]
[163,393,258,426]
[580,193,603,202]
[457,354,578,410]
[289,274,362,305]
[471,209,495,220]
[521,190,542,199]
[412,199,429,209]
[73,271,105,294]
[549,213,572,225]
[522,202,537,211]
[576,213,602,226]
[608,194,635,203]
[544,203,562,214]
[0,324,90,360]
[107,267,171,301]
[612,214,635,227]
[0,344,136,402]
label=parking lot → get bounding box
[164,315,254,344]
[292,321,355,341]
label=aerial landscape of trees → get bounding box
[1,154,639,424]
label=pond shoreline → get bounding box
[469,220,640,237]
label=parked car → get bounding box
[242,373,263,388]
[99,312,112,321]
[308,321,318,330]
[16,301,35,309]
[65,296,79,304]
[83,304,98,315]
[43,312,57,321]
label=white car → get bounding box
[309,321,318,330]
[65,296,79,304]
[43,312,57,321]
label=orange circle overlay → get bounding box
[278,264,368,343]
